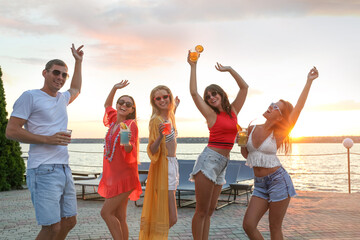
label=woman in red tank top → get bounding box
[187,51,249,240]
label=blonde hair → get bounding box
[149,85,177,130]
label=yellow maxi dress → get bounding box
[139,116,169,239]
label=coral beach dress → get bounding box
[97,106,142,200]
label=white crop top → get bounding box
[246,125,282,168]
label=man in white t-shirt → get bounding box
[6,44,84,240]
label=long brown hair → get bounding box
[273,99,294,155]
[149,85,176,130]
[117,95,137,120]
[203,84,233,118]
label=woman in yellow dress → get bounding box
[139,85,179,239]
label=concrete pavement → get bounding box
[1,189,360,239]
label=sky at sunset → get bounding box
[1,0,360,138]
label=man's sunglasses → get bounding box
[50,70,69,79]
[154,94,170,101]
[205,91,218,101]
[117,99,134,108]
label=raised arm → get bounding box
[68,44,84,104]
[104,80,130,108]
[187,51,217,123]
[215,63,248,115]
[174,96,180,114]
[289,66,319,126]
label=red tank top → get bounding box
[208,111,238,149]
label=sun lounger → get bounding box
[134,162,150,207]
[138,162,150,186]
[136,160,197,208]
[176,160,196,207]
[72,171,101,180]
[236,160,254,182]
[75,162,151,202]
[216,160,242,209]
[228,160,254,205]
[74,173,103,200]
[176,159,242,210]
[136,159,250,209]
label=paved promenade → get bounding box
[1,189,360,239]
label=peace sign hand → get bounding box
[71,44,84,61]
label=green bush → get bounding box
[0,66,25,191]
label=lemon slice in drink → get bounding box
[195,45,204,53]
[120,122,127,129]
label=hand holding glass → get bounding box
[189,44,204,62]
[59,129,72,145]
[120,129,131,145]
[189,48,199,62]
[237,129,248,147]
[162,121,172,135]
[60,129,72,136]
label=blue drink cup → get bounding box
[120,129,130,145]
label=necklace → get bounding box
[104,122,121,162]
[104,119,135,162]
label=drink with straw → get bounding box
[238,130,248,147]
[236,124,248,147]
[120,123,130,145]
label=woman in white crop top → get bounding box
[240,67,319,240]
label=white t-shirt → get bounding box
[11,89,71,169]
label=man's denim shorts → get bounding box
[26,164,77,226]
[189,147,229,185]
[252,166,297,202]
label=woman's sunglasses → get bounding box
[50,70,69,79]
[270,102,282,116]
[117,99,134,108]
[205,91,218,101]
[154,94,170,101]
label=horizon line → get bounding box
[71,135,360,139]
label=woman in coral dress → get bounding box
[98,80,142,240]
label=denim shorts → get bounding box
[189,147,229,185]
[252,166,297,202]
[26,164,77,226]
[168,157,179,190]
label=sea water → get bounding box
[20,143,360,193]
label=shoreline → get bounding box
[69,136,360,144]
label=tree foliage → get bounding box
[0,66,25,191]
